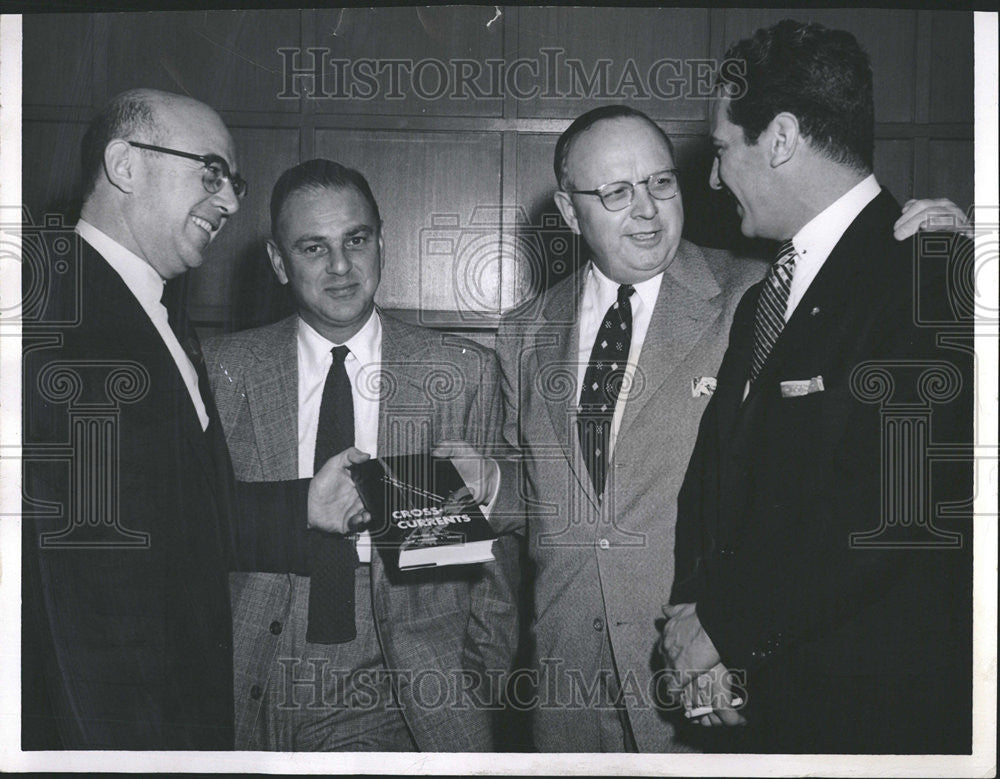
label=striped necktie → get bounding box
[750,240,797,384]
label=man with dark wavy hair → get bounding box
[663,20,973,753]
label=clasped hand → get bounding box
[660,603,745,727]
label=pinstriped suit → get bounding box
[203,312,519,750]
[492,240,766,751]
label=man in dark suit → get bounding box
[202,159,518,750]
[21,89,359,750]
[662,21,973,753]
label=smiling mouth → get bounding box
[190,215,217,235]
[626,230,661,242]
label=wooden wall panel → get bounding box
[722,9,916,123]
[188,127,300,323]
[22,15,99,109]
[21,121,88,222]
[874,139,914,204]
[929,12,974,124]
[928,140,975,214]
[303,7,504,117]
[515,7,711,120]
[106,11,301,113]
[313,129,503,316]
[19,8,974,330]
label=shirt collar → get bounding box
[791,174,881,264]
[76,219,165,306]
[588,261,664,314]
[297,308,382,372]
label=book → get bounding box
[349,453,498,571]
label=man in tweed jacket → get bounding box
[203,159,518,750]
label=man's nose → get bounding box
[325,250,351,275]
[629,182,657,219]
[211,179,241,215]
[709,157,722,191]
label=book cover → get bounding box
[349,453,497,571]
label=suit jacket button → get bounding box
[269,620,283,635]
[250,685,262,700]
[598,538,610,550]
[593,617,604,632]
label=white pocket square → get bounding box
[691,376,717,397]
[780,375,825,397]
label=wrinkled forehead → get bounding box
[566,117,674,182]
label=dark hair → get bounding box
[80,89,158,199]
[269,158,382,240]
[717,19,874,172]
[553,105,676,190]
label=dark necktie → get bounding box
[306,345,359,644]
[161,282,212,419]
[578,283,635,497]
[750,240,797,384]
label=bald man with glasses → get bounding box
[21,88,354,750]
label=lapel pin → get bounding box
[810,307,821,316]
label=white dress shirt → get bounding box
[297,310,382,562]
[785,174,881,320]
[76,220,209,430]
[742,174,881,399]
[576,262,664,459]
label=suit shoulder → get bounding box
[202,318,295,374]
[381,314,497,364]
[696,244,768,298]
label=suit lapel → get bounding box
[378,314,436,454]
[740,192,891,408]
[244,316,299,480]
[617,240,723,438]
[534,273,599,506]
[83,244,217,479]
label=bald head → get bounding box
[80,89,229,199]
[79,88,241,279]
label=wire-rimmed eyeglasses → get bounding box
[568,168,679,211]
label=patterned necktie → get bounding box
[750,240,797,384]
[578,283,635,497]
[306,344,359,645]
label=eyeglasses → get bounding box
[128,141,248,198]
[568,168,679,211]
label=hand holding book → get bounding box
[307,446,372,534]
[432,441,500,507]
[349,451,499,570]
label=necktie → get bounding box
[306,345,359,644]
[161,282,212,419]
[578,283,635,497]
[750,240,797,384]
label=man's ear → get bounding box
[266,240,289,285]
[768,112,800,168]
[103,139,136,194]
[554,189,581,235]
[377,230,385,268]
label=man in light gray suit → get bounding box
[202,159,518,750]
[489,105,767,752]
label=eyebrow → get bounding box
[292,225,374,246]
